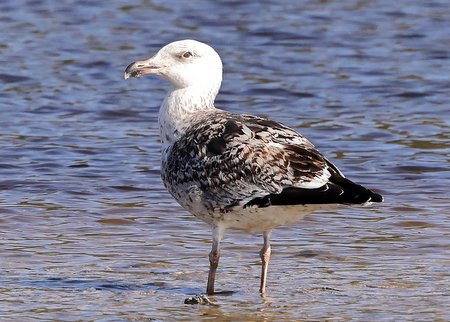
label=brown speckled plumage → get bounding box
[161,110,382,216]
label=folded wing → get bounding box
[163,111,383,212]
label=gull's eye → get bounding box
[181,51,193,59]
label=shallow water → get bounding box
[1,0,449,320]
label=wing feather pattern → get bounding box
[162,111,382,213]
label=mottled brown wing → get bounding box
[163,112,332,210]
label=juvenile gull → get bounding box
[124,39,383,295]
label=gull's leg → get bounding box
[206,225,224,295]
[259,230,272,294]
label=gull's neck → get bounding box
[158,86,218,150]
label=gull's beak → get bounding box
[124,58,162,80]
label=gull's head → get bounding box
[125,39,223,93]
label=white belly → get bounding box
[165,181,338,233]
[193,204,335,233]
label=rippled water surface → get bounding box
[1,0,449,320]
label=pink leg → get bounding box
[259,230,272,294]
[206,226,224,295]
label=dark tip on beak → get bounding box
[124,62,141,80]
[125,62,136,73]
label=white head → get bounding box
[125,39,223,96]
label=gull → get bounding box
[124,39,383,295]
